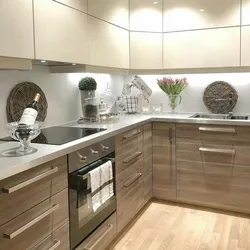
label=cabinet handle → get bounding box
[2,167,59,194]
[48,240,61,250]
[122,130,141,141]
[123,152,142,164]
[199,147,236,155]
[199,127,235,133]
[4,204,59,239]
[169,127,172,143]
[84,224,113,250]
[123,173,143,188]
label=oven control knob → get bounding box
[90,148,99,156]
[76,152,87,162]
[101,144,109,151]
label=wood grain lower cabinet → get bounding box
[76,213,117,250]
[0,156,67,227]
[116,169,144,233]
[0,189,68,250]
[176,123,250,214]
[115,124,152,233]
[153,122,176,201]
[32,222,70,250]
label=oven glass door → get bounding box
[69,153,116,249]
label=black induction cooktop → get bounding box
[0,126,106,145]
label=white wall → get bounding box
[123,73,250,114]
[0,65,124,137]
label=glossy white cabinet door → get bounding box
[241,26,250,66]
[53,0,87,12]
[0,0,34,59]
[164,0,240,32]
[130,32,162,69]
[88,17,129,68]
[130,0,163,32]
[164,27,240,69]
[242,0,250,25]
[34,0,88,64]
[88,0,129,29]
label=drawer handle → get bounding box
[122,130,141,141]
[84,224,113,250]
[2,167,59,194]
[123,173,143,188]
[199,147,236,155]
[123,152,142,164]
[48,239,61,250]
[199,127,236,133]
[4,204,59,239]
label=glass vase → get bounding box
[168,95,182,113]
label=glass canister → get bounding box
[83,97,99,122]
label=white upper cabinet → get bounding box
[164,27,240,69]
[88,0,129,29]
[53,0,87,12]
[130,32,162,69]
[130,0,163,32]
[242,0,250,25]
[163,0,240,32]
[0,0,34,59]
[34,0,88,64]
[88,16,129,68]
[241,26,250,66]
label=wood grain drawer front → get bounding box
[116,149,143,182]
[76,213,116,250]
[0,189,68,250]
[177,142,250,166]
[153,145,176,201]
[116,127,143,157]
[177,161,233,206]
[0,156,67,227]
[32,222,70,250]
[153,122,175,147]
[117,170,144,233]
[178,160,250,211]
[176,124,250,146]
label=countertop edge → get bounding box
[2,114,250,181]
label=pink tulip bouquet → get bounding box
[157,77,188,112]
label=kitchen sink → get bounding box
[190,113,249,120]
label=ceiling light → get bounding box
[153,1,158,4]
[200,9,204,12]
[41,60,46,63]
[72,63,76,66]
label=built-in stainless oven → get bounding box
[68,137,116,250]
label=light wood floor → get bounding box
[109,202,250,250]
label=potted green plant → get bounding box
[79,77,97,117]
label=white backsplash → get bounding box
[123,73,250,114]
[1,66,250,137]
[0,66,124,137]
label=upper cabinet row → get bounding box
[51,0,250,32]
[85,0,250,32]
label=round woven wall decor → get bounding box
[203,81,238,114]
[6,81,48,122]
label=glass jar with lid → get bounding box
[83,97,99,122]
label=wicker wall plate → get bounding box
[6,82,48,122]
[203,81,238,114]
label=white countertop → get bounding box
[1,112,250,181]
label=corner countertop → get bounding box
[1,112,250,181]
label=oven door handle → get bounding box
[83,224,114,250]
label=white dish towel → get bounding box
[89,160,114,212]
